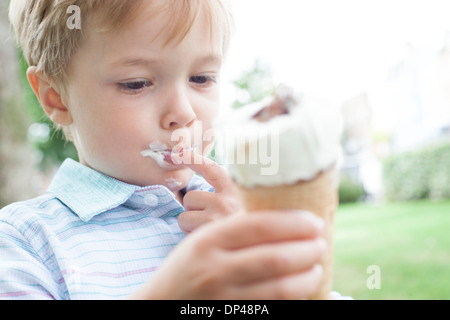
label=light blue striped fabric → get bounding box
[0,159,213,300]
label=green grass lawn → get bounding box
[332,200,450,300]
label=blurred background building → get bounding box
[340,36,450,200]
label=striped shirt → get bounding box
[0,159,213,300]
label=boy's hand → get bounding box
[178,152,243,234]
[132,211,326,300]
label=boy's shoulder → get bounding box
[0,193,61,230]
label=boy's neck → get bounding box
[175,189,187,206]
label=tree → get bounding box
[231,59,276,109]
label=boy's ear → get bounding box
[26,66,73,126]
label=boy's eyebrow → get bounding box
[113,57,159,67]
[113,54,223,68]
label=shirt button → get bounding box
[143,194,159,207]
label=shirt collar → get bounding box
[46,159,212,222]
[46,159,138,222]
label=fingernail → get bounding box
[317,238,328,252]
[312,263,324,275]
[296,211,325,234]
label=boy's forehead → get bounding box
[85,2,224,64]
[89,0,222,49]
[71,1,224,72]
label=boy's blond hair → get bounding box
[9,0,234,95]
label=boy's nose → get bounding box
[161,87,197,130]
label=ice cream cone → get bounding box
[218,86,342,299]
[237,168,338,300]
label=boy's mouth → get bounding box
[141,142,198,168]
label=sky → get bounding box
[222,0,450,108]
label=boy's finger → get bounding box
[183,190,216,211]
[233,264,324,300]
[205,211,325,249]
[179,151,233,193]
[178,210,214,234]
[229,239,326,284]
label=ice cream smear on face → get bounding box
[141,141,198,168]
[165,178,183,190]
[219,85,342,188]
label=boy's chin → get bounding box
[162,168,195,192]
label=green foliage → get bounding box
[18,54,78,170]
[207,59,276,163]
[382,142,450,201]
[231,59,276,109]
[338,174,366,203]
[1,95,28,142]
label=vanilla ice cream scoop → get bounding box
[218,86,342,188]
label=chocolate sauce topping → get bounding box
[252,89,299,122]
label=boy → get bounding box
[1,0,326,299]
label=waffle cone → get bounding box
[237,169,338,300]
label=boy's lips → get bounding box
[141,143,199,167]
[160,146,197,165]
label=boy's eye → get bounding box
[119,80,152,93]
[190,75,217,86]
